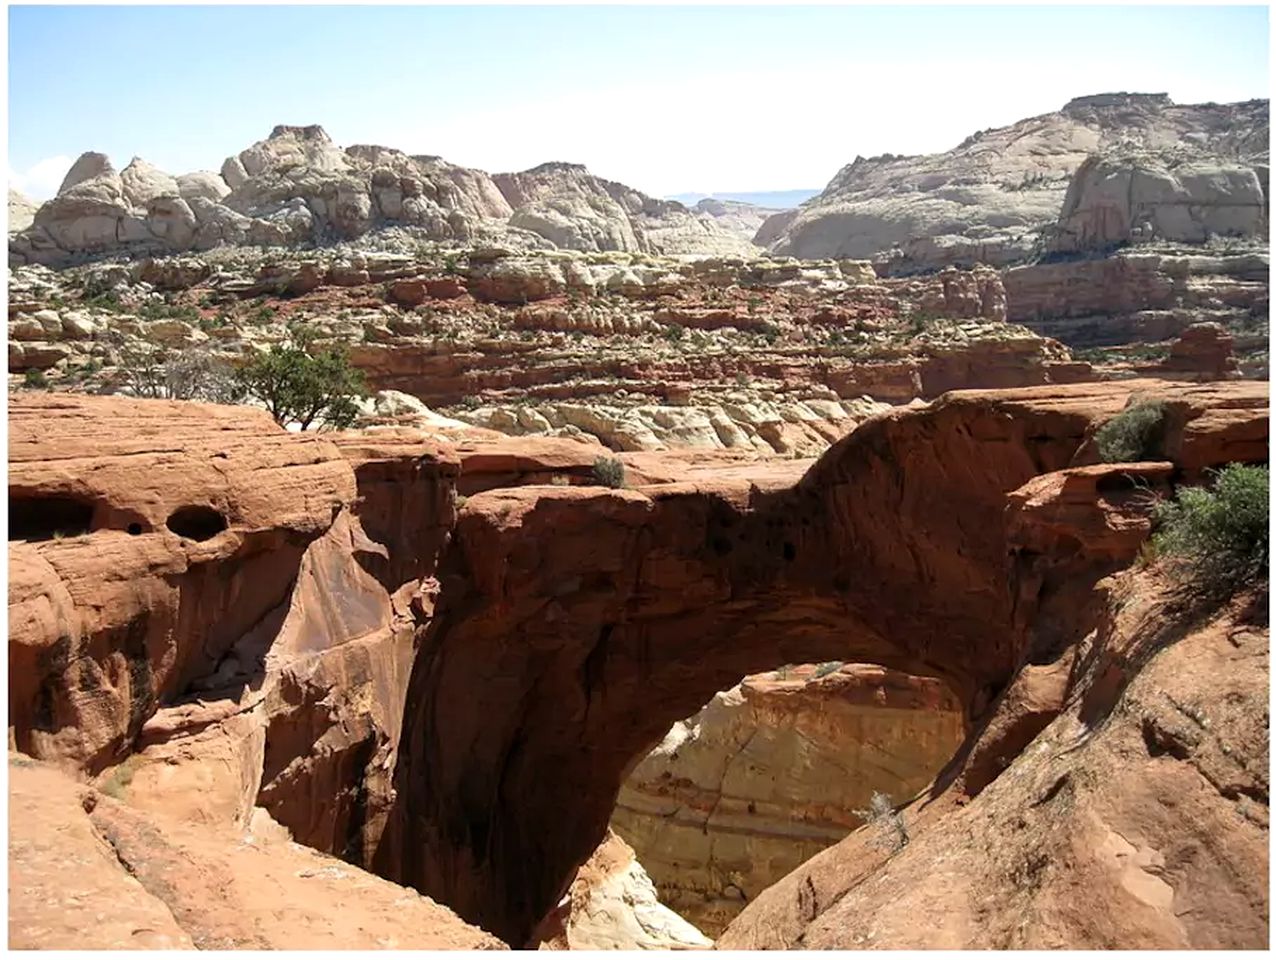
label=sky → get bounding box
[8,3,1271,201]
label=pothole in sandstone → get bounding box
[606,660,968,938]
[9,493,95,541]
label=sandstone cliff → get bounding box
[376,378,1267,944]
[611,664,966,934]
[718,562,1268,949]
[761,94,1268,269]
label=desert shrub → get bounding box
[591,455,626,489]
[1095,399,1169,462]
[855,791,909,852]
[22,369,48,389]
[813,660,844,678]
[1151,463,1268,596]
[550,475,571,487]
[235,330,366,430]
[119,345,243,404]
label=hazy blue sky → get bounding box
[8,4,1270,199]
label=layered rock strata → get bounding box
[611,664,966,933]
[7,249,1097,457]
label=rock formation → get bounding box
[1151,321,1242,381]
[7,247,1099,459]
[718,519,1268,948]
[611,664,966,933]
[761,94,1268,269]
[9,126,760,267]
[8,188,37,233]
[7,377,1267,949]
[375,377,1266,944]
[1049,153,1267,253]
[537,830,712,950]
[8,754,504,949]
[1005,248,1268,343]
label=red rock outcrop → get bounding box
[1004,250,1267,350]
[9,379,1266,949]
[374,378,1267,945]
[8,754,504,949]
[718,551,1267,949]
[7,398,461,882]
[8,395,353,771]
[1153,321,1242,381]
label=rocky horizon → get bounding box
[10,92,1270,274]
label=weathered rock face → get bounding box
[610,664,966,934]
[1050,154,1268,253]
[8,188,37,233]
[718,538,1268,948]
[9,127,760,267]
[1152,321,1242,381]
[8,755,504,949]
[1003,247,1268,380]
[8,380,1266,950]
[374,378,1267,945]
[537,830,712,950]
[6,395,463,881]
[763,94,1268,269]
[8,395,353,771]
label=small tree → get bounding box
[236,330,366,430]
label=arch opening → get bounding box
[603,659,968,940]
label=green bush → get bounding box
[591,455,626,489]
[1095,399,1169,462]
[23,369,48,389]
[1152,463,1268,596]
[813,660,844,679]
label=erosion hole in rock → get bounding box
[165,505,227,541]
[9,494,95,541]
[606,661,967,938]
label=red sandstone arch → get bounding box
[374,384,1162,945]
